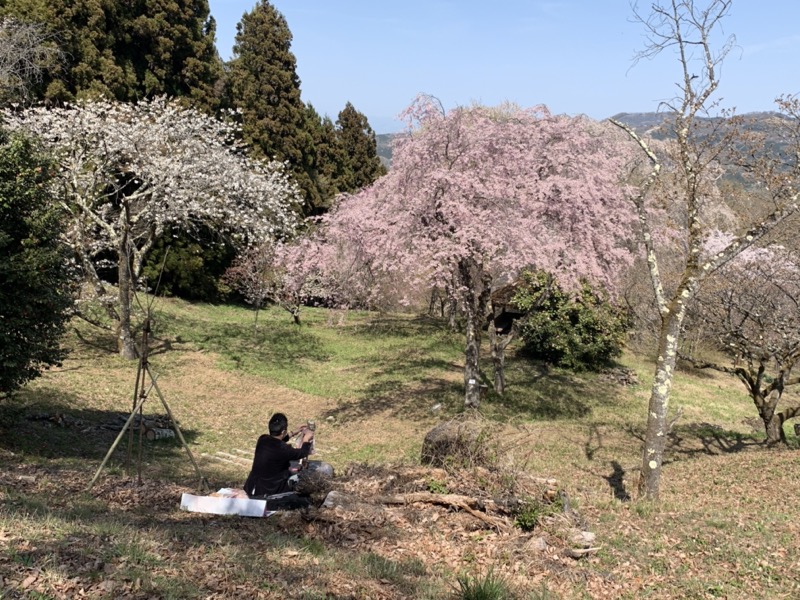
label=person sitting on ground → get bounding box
[243,412,313,498]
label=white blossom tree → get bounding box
[4,97,300,358]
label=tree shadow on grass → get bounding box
[486,361,620,420]
[68,315,253,362]
[331,353,630,423]
[669,422,764,457]
[603,460,632,501]
[353,313,454,339]
[149,310,334,368]
[323,377,465,423]
[624,421,763,461]
[71,324,118,355]
[676,359,723,380]
[320,324,465,421]
[575,425,634,501]
[219,322,328,364]
[0,387,200,463]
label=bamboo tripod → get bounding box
[87,317,208,491]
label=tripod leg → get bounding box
[87,391,150,491]
[127,355,145,469]
[146,365,209,491]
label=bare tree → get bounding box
[613,0,800,500]
[0,18,60,103]
[682,238,800,444]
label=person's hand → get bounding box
[302,428,314,443]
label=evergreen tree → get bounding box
[122,0,223,109]
[305,102,346,204]
[142,224,237,302]
[335,101,386,192]
[0,0,230,304]
[227,1,323,215]
[0,0,223,109]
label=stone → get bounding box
[420,418,490,468]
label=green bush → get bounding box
[427,479,449,494]
[512,494,563,532]
[513,270,629,371]
[0,130,75,395]
[513,503,540,532]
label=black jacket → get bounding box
[243,435,312,497]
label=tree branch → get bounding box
[609,118,666,312]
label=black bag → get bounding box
[264,491,310,511]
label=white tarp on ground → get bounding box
[180,488,275,517]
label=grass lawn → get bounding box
[1,298,799,599]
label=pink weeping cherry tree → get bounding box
[290,95,636,409]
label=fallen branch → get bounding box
[376,492,507,530]
[377,492,485,508]
[521,476,559,487]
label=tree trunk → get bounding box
[489,323,505,395]
[447,295,458,332]
[428,289,445,318]
[459,258,492,409]
[754,391,786,446]
[762,411,787,446]
[279,293,302,326]
[117,239,137,360]
[73,224,119,324]
[489,321,514,395]
[638,313,683,501]
[464,308,482,408]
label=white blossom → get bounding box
[4,96,301,356]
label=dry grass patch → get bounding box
[2,300,800,598]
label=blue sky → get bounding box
[207,1,800,133]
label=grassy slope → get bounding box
[1,298,799,599]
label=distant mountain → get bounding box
[376,111,792,169]
[375,133,396,169]
[609,112,672,134]
[611,111,791,146]
[614,111,795,169]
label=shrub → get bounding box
[0,130,75,395]
[512,494,563,532]
[427,478,449,494]
[514,270,629,371]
